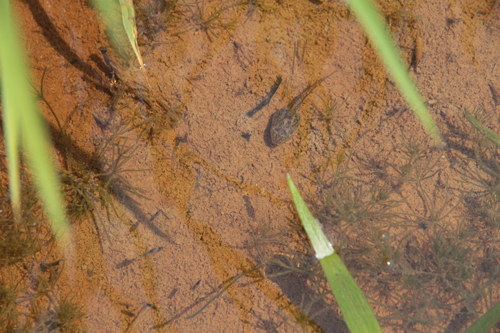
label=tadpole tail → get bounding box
[287,71,335,110]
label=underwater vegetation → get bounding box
[0,162,84,332]
[0,116,147,331]
[251,121,500,332]
[0,68,150,330]
[2,0,500,330]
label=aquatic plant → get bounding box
[0,0,68,246]
[344,0,442,144]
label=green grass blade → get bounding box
[0,2,68,243]
[287,174,382,333]
[344,0,442,144]
[464,301,500,333]
[288,180,334,260]
[0,2,23,218]
[118,0,144,68]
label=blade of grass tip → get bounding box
[0,1,69,246]
[464,109,500,149]
[119,0,145,69]
[1,90,21,220]
[287,180,334,260]
[0,1,23,219]
[343,0,443,145]
[287,174,382,333]
[464,301,500,333]
[118,0,151,89]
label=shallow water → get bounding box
[4,0,500,332]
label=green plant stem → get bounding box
[344,0,443,144]
[287,174,382,333]
[0,1,68,244]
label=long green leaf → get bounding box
[118,0,144,68]
[464,301,500,333]
[0,2,68,244]
[344,0,443,144]
[0,2,23,217]
[287,174,382,333]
